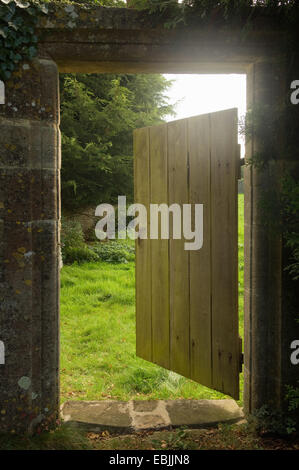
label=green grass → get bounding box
[60,194,244,403]
[0,427,93,451]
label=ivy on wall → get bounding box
[129,0,298,28]
[0,0,48,81]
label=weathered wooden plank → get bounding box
[135,110,239,398]
[210,108,239,399]
[168,119,190,378]
[149,124,170,369]
[188,114,212,387]
[134,127,152,362]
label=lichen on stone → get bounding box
[17,376,31,391]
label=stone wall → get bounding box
[0,58,60,433]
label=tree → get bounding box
[60,73,175,212]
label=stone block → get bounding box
[0,59,59,123]
[0,169,59,221]
[0,119,60,170]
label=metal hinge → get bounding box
[238,157,245,178]
[239,336,244,373]
[237,143,245,179]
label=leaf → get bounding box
[8,21,18,31]
[0,50,8,60]
[14,15,24,26]
[25,6,36,16]
[38,3,48,15]
[15,0,30,8]
[6,1,15,15]
[21,35,30,44]
[13,52,21,62]
[27,45,36,58]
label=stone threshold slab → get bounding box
[61,399,244,434]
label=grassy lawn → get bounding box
[60,195,244,404]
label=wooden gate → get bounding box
[134,108,240,399]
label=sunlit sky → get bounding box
[164,74,246,156]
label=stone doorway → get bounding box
[0,4,295,433]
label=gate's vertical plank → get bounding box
[135,111,239,398]
[134,127,152,361]
[210,109,239,399]
[188,115,212,386]
[150,124,170,368]
[168,119,190,377]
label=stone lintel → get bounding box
[37,4,286,74]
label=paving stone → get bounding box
[132,414,168,430]
[165,399,243,427]
[62,400,133,433]
[61,399,244,434]
[133,401,158,412]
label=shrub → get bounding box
[61,217,135,264]
[248,405,296,436]
[62,245,99,265]
[61,217,97,264]
[90,240,135,264]
[286,384,299,425]
[84,225,98,243]
[61,217,85,250]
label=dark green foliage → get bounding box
[248,405,297,436]
[61,217,135,264]
[239,104,284,169]
[0,0,48,81]
[130,0,299,29]
[60,73,174,211]
[62,244,99,264]
[282,173,299,281]
[61,217,85,250]
[60,217,97,263]
[285,384,299,414]
[73,0,126,5]
[90,240,135,263]
[63,240,135,265]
